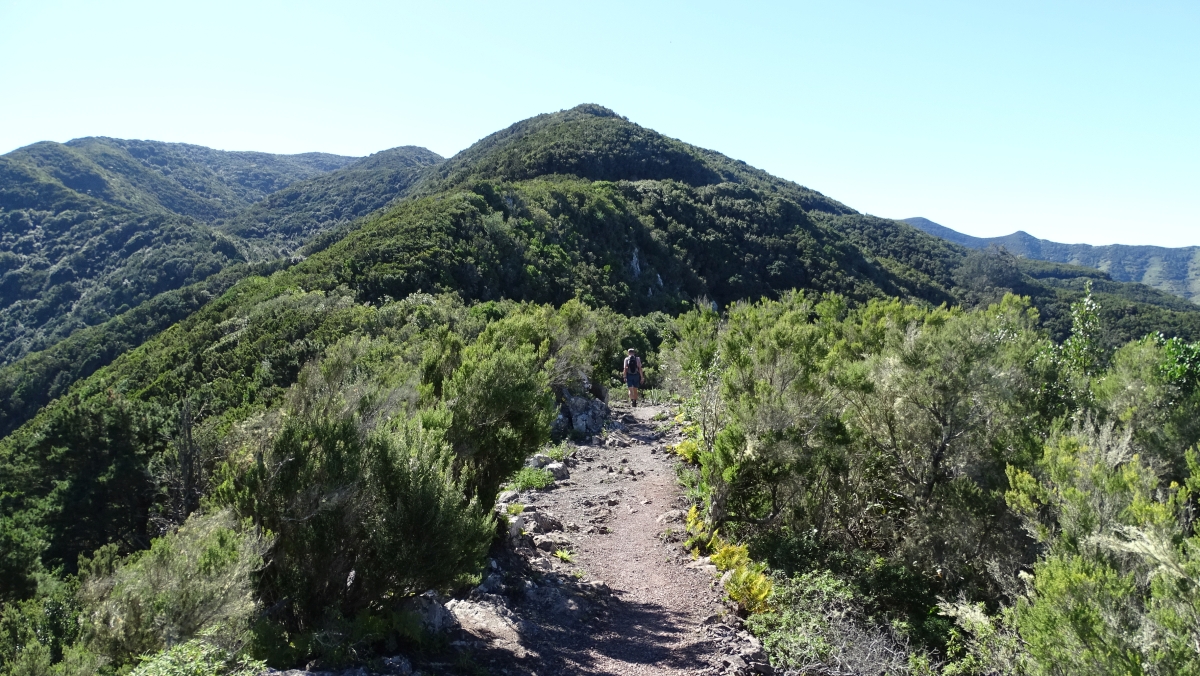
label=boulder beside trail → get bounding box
[551,392,609,438]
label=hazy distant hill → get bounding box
[10,138,356,221]
[219,146,444,255]
[0,137,449,402]
[904,216,1200,304]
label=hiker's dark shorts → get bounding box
[625,373,641,388]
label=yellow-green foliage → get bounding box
[553,549,574,563]
[706,535,772,614]
[712,542,750,572]
[683,505,720,553]
[506,503,525,515]
[727,562,773,614]
[673,438,701,464]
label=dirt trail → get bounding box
[458,402,769,676]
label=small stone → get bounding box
[381,655,413,675]
[656,509,684,524]
[525,511,563,533]
[508,515,526,538]
[724,655,748,669]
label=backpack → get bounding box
[624,356,641,372]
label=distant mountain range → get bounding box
[903,217,1200,304]
[0,139,441,366]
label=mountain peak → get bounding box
[560,103,625,119]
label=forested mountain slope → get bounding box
[0,155,248,364]
[905,215,1200,303]
[416,104,856,216]
[10,138,356,221]
[218,146,444,254]
[0,140,442,366]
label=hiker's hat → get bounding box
[627,348,636,354]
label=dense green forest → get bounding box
[1,105,1198,675]
[0,139,443,371]
[218,146,443,255]
[906,216,1200,304]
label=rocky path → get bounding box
[447,402,771,676]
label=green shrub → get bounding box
[712,542,750,572]
[747,571,919,674]
[218,344,493,640]
[544,441,569,462]
[446,338,555,510]
[78,510,271,669]
[672,439,701,464]
[131,637,265,676]
[506,468,555,492]
[0,578,81,674]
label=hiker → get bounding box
[623,348,645,407]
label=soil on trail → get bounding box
[461,402,765,676]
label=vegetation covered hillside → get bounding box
[1,105,1199,675]
[12,138,356,221]
[906,216,1200,304]
[219,146,444,255]
[0,155,248,364]
[0,139,441,374]
[415,103,856,216]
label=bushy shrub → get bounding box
[1003,423,1200,675]
[711,542,750,571]
[445,338,554,509]
[0,578,81,674]
[506,467,555,492]
[726,563,773,615]
[748,571,922,674]
[671,438,701,464]
[131,636,265,676]
[219,343,493,636]
[78,510,270,669]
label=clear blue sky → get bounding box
[1,1,1196,247]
